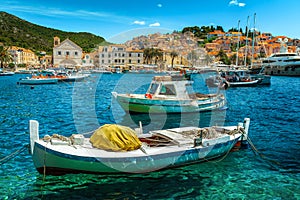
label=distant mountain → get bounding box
[0,11,107,54]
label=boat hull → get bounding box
[228,80,260,87]
[18,78,58,85]
[32,136,240,175]
[114,94,226,113]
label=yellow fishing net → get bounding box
[90,124,142,151]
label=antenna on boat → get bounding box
[139,121,143,134]
[135,121,143,135]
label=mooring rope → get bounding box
[246,136,281,167]
[0,144,29,165]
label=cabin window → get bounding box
[159,84,176,95]
[148,83,159,94]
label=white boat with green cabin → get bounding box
[112,75,226,113]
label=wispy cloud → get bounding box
[149,22,160,27]
[229,0,246,7]
[1,3,133,24]
[157,4,162,8]
[133,20,146,25]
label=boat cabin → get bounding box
[146,75,193,99]
[220,69,252,82]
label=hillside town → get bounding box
[1,30,300,73]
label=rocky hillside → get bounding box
[0,11,106,54]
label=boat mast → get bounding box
[244,16,250,67]
[251,13,256,69]
[236,20,240,67]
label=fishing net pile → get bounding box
[90,124,142,151]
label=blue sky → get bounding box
[2,0,300,43]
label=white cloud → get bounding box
[157,4,162,8]
[149,22,160,27]
[229,0,246,7]
[133,20,146,25]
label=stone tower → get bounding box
[54,36,60,47]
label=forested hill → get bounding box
[0,11,106,54]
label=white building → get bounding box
[97,45,143,70]
[53,37,82,68]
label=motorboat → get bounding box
[261,38,300,76]
[29,118,250,175]
[206,69,270,88]
[0,71,14,76]
[17,77,58,85]
[112,74,227,114]
[55,72,88,82]
[262,52,300,76]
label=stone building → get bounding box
[97,45,143,71]
[53,37,82,68]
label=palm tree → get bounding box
[143,48,151,64]
[0,46,12,68]
[153,49,163,65]
[170,51,178,69]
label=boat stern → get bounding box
[29,120,39,155]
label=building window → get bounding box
[129,53,132,57]
[75,52,78,56]
[138,60,140,63]
[102,60,104,63]
[58,51,61,55]
[138,53,140,57]
[129,59,132,63]
[66,51,70,56]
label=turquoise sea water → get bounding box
[0,73,299,199]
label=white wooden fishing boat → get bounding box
[17,77,58,85]
[29,118,250,175]
[112,75,227,113]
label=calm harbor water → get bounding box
[0,73,299,199]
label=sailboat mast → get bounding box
[236,20,240,67]
[244,16,250,66]
[251,13,256,68]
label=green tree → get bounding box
[170,51,178,69]
[0,45,12,68]
[217,49,230,65]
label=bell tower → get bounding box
[54,36,60,47]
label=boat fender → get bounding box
[145,93,152,99]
